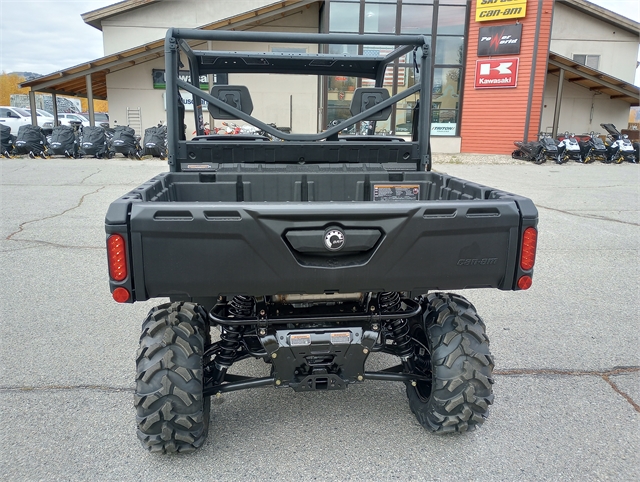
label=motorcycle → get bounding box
[578,132,607,163]
[221,121,242,135]
[512,132,561,164]
[557,132,582,163]
[193,122,219,136]
[601,123,637,163]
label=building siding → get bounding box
[460,0,555,154]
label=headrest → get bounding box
[349,88,391,121]
[208,85,253,120]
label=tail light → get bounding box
[107,234,127,281]
[520,227,537,271]
[112,287,130,303]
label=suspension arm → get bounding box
[208,298,422,326]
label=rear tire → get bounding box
[406,293,494,433]
[135,302,210,453]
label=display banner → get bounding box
[431,123,457,136]
[152,69,228,90]
[474,58,519,88]
[476,0,527,22]
[163,91,208,111]
[478,24,523,56]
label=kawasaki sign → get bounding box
[152,69,228,90]
[474,58,519,88]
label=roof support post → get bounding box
[29,91,37,126]
[552,68,564,139]
[52,93,59,127]
[86,74,95,126]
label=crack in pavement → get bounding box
[80,169,102,184]
[5,186,105,242]
[2,367,637,411]
[537,204,640,227]
[494,367,640,413]
[0,240,104,252]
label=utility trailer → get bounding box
[105,29,538,453]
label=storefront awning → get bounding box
[19,0,319,100]
[547,52,639,106]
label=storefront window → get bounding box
[364,3,397,33]
[400,4,433,34]
[431,67,460,135]
[328,44,358,56]
[437,6,466,35]
[329,2,360,32]
[327,0,466,137]
[435,36,464,65]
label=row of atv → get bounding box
[513,124,638,165]
[1,123,167,160]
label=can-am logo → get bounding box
[474,58,519,89]
[324,229,345,251]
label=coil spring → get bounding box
[217,295,255,367]
[228,295,255,318]
[379,292,413,359]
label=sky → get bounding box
[0,0,638,80]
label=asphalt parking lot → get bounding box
[0,155,638,481]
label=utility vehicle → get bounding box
[105,29,538,453]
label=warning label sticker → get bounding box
[373,184,420,202]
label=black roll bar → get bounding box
[164,28,432,172]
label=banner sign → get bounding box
[478,24,523,56]
[163,91,208,112]
[476,0,527,22]
[474,58,519,88]
[431,123,457,136]
[152,69,228,90]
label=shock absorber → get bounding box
[212,295,255,385]
[379,292,413,361]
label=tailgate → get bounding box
[128,199,525,300]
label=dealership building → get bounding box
[22,0,640,154]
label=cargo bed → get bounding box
[106,165,536,301]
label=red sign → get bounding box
[474,58,519,88]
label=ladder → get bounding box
[126,107,142,136]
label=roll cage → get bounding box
[164,29,432,172]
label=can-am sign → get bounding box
[475,0,527,22]
[474,58,519,88]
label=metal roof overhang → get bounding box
[547,52,640,106]
[19,0,319,99]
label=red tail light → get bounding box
[517,275,533,290]
[107,234,127,281]
[112,287,130,303]
[520,227,537,271]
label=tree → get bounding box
[80,98,109,113]
[0,73,29,105]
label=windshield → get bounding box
[14,107,30,117]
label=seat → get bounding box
[208,86,254,120]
